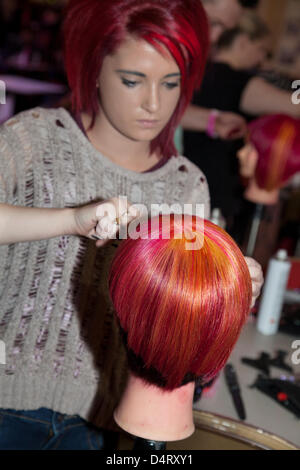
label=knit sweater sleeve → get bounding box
[0,121,17,203]
[0,111,35,204]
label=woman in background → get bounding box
[183,11,300,243]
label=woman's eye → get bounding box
[121,78,138,88]
[164,82,180,90]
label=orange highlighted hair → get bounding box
[109,214,252,390]
[248,114,300,191]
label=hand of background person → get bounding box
[73,196,140,247]
[244,256,264,309]
[215,111,248,140]
[237,143,258,178]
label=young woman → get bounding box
[0,0,263,450]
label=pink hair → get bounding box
[248,114,300,191]
[108,214,252,390]
[62,0,210,159]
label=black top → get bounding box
[183,61,254,219]
[191,61,253,112]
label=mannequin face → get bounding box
[237,143,258,178]
[235,35,270,69]
[96,35,181,146]
[203,0,243,44]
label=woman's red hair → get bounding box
[108,214,252,390]
[248,114,300,191]
[62,0,210,159]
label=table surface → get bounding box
[193,318,300,447]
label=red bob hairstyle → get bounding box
[62,0,210,159]
[108,214,252,391]
[248,114,300,191]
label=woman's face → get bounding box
[237,35,270,69]
[96,35,181,145]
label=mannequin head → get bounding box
[215,11,270,69]
[108,214,252,391]
[63,0,209,159]
[248,114,300,191]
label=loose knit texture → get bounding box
[0,106,210,430]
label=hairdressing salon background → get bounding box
[0,0,299,449]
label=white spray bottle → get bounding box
[256,249,291,336]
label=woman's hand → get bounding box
[215,111,248,140]
[237,143,258,178]
[244,256,264,308]
[73,196,139,247]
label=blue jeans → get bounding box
[0,407,119,450]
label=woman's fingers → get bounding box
[244,257,264,308]
[93,196,140,242]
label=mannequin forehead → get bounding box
[101,35,180,77]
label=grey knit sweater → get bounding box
[0,106,210,429]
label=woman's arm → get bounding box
[181,105,247,139]
[180,105,211,131]
[240,77,300,117]
[0,197,138,246]
[0,203,77,245]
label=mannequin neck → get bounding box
[114,372,195,442]
[244,177,280,205]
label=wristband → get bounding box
[206,109,220,139]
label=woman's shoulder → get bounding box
[175,155,208,183]
[1,106,65,135]
[0,107,81,153]
[0,107,77,170]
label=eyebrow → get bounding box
[116,70,181,78]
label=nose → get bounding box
[142,83,160,114]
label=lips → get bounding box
[137,120,160,128]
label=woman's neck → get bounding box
[81,112,162,172]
